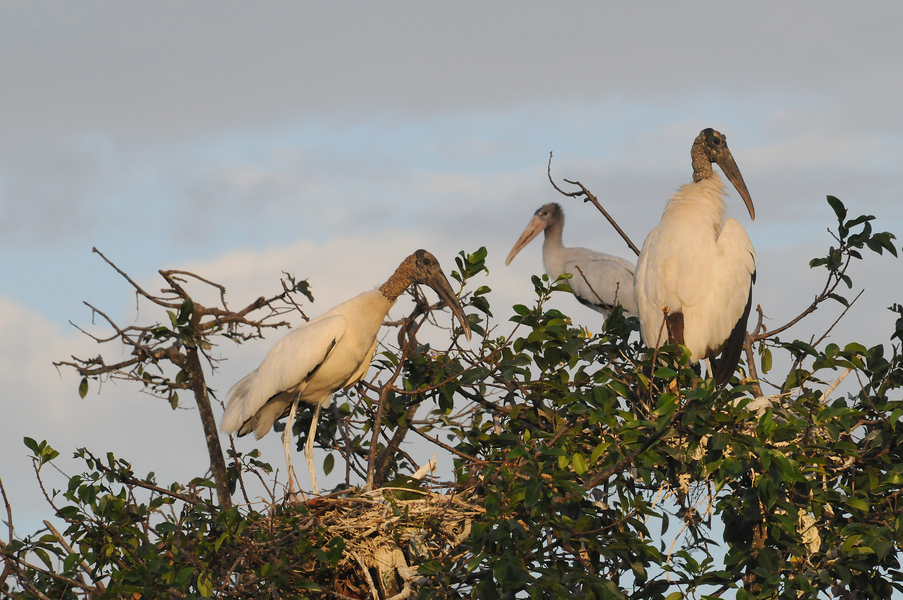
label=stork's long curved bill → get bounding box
[715,151,755,221]
[427,272,473,342]
[505,215,547,266]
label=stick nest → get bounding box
[268,487,484,599]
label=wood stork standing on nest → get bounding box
[505,202,638,317]
[634,128,757,386]
[221,250,471,495]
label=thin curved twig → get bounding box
[547,151,640,256]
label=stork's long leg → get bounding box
[305,403,321,496]
[283,396,301,496]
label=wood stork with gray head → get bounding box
[505,202,638,317]
[634,128,757,386]
[221,250,471,495]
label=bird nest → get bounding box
[290,487,483,599]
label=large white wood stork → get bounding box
[505,202,638,317]
[221,250,471,495]
[634,128,757,386]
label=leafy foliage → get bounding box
[3,197,903,599]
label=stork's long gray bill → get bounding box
[505,215,547,266]
[429,273,473,341]
[715,151,755,221]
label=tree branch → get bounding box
[547,151,640,256]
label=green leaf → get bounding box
[572,453,588,475]
[42,446,59,465]
[525,480,542,506]
[323,453,335,476]
[827,293,849,307]
[590,442,610,464]
[197,571,213,597]
[78,377,89,399]
[761,347,772,374]
[214,532,229,552]
[178,297,194,324]
[842,534,862,553]
[297,580,325,591]
[846,497,870,513]
[654,367,678,379]
[23,437,40,455]
[827,195,847,224]
[175,566,194,587]
[465,553,485,572]
[33,547,54,571]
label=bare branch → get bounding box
[163,269,229,307]
[93,247,181,309]
[281,276,311,322]
[43,520,106,593]
[0,475,12,546]
[743,335,764,397]
[547,151,640,256]
[575,265,617,313]
[365,337,411,491]
[821,368,853,404]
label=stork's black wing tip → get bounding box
[713,288,753,387]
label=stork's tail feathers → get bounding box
[220,369,258,436]
[710,289,753,387]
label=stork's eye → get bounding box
[712,136,722,146]
[422,257,432,265]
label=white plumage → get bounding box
[221,295,383,438]
[505,202,638,317]
[634,128,757,385]
[221,250,471,495]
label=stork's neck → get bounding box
[662,172,727,235]
[542,216,565,253]
[541,217,569,277]
[691,138,714,183]
[378,268,412,303]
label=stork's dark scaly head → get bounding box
[691,128,755,220]
[505,202,563,266]
[385,250,472,341]
[534,202,563,223]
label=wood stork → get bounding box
[221,250,471,495]
[634,128,757,386]
[505,202,638,317]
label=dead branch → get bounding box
[55,250,320,510]
[547,151,640,256]
[0,474,13,547]
[743,336,764,397]
[164,269,229,307]
[92,247,179,308]
[282,276,311,322]
[574,264,619,312]
[365,323,413,491]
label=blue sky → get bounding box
[2,2,902,537]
